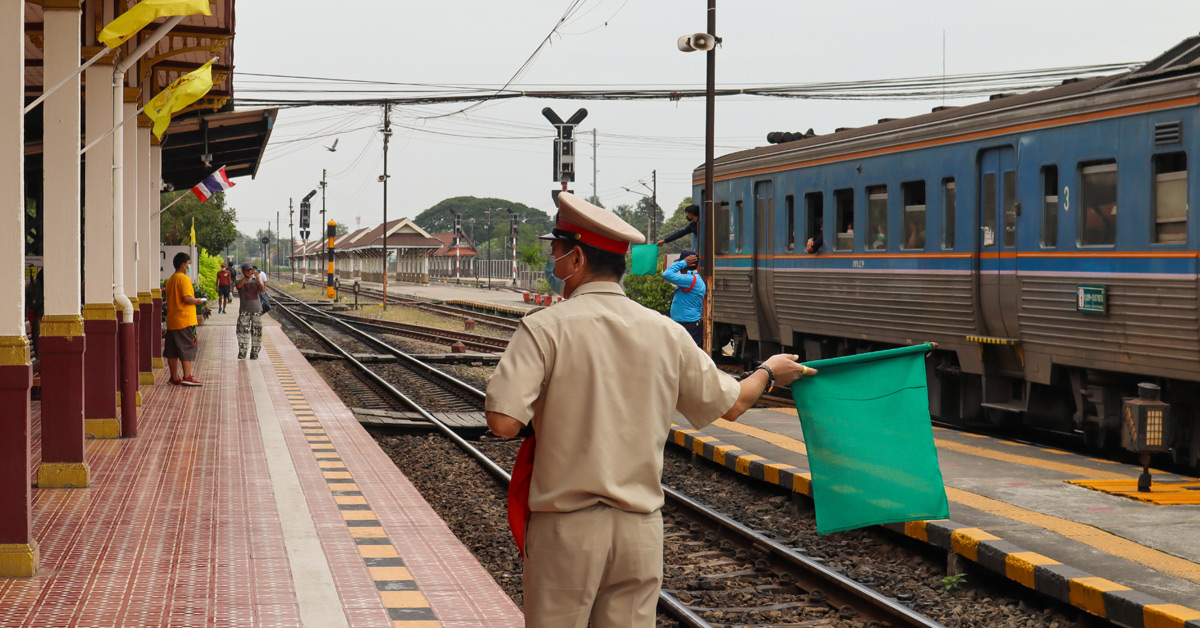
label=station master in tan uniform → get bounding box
[486,193,813,628]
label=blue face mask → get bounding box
[544,251,575,296]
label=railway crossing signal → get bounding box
[542,107,588,185]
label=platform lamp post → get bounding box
[505,208,518,286]
[678,6,719,354]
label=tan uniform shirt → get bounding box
[486,281,740,514]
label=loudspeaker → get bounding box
[677,33,717,52]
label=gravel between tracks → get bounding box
[376,431,1086,628]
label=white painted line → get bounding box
[248,352,350,628]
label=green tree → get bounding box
[623,257,675,315]
[517,243,546,272]
[160,191,239,253]
[414,196,553,236]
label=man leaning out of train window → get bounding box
[806,221,823,254]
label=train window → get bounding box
[785,195,796,252]
[834,188,854,251]
[1153,152,1187,243]
[1080,161,1117,246]
[867,185,888,250]
[735,200,744,252]
[901,181,926,250]
[1003,171,1017,247]
[1041,166,1058,248]
[805,192,823,253]
[982,174,997,246]
[942,179,956,249]
[715,201,730,254]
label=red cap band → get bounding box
[556,219,630,254]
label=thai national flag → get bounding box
[191,166,235,202]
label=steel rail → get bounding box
[297,277,522,328]
[276,292,945,628]
[321,311,509,351]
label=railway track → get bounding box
[273,288,510,353]
[275,295,946,628]
[294,276,522,330]
[273,294,482,414]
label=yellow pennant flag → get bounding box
[147,59,215,140]
[190,217,197,246]
[98,0,212,48]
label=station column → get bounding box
[0,0,37,577]
[37,0,88,489]
[150,140,163,369]
[82,50,119,439]
[121,88,142,423]
[136,121,153,388]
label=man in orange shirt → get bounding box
[163,252,206,386]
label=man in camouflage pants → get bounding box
[234,263,265,359]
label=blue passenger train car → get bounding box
[694,37,1200,468]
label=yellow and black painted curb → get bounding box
[667,426,1200,628]
[444,299,533,318]
[266,343,443,627]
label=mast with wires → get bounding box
[381,102,392,309]
[592,129,598,204]
[320,169,328,263]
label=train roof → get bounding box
[698,36,1200,181]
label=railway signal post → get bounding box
[543,107,588,207]
[326,219,337,299]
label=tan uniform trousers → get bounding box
[523,504,663,628]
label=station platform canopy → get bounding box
[22,0,276,189]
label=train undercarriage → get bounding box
[715,322,1200,473]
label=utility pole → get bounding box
[487,207,493,291]
[592,129,598,203]
[702,0,717,354]
[319,168,328,263]
[289,198,295,284]
[276,211,281,269]
[381,102,392,310]
[648,169,658,243]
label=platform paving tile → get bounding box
[2,325,520,627]
[262,327,524,627]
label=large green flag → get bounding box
[629,244,659,276]
[791,344,949,534]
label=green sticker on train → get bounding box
[1077,284,1106,314]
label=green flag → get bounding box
[791,344,949,534]
[629,244,659,276]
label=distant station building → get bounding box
[429,231,479,278]
[289,218,442,284]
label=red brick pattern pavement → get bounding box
[2,325,522,628]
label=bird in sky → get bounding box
[324,138,338,152]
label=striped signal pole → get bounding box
[326,219,337,299]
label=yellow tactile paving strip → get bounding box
[1068,479,1200,505]
[267,347,443,628]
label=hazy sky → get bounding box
[221,1,1200,238]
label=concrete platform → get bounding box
[6,324,522,628]
[669,407,1200,627]
[294,276,535,312]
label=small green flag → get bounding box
[791,344,949,534]
[629,244,659,276]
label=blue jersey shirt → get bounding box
[662,259,706,323]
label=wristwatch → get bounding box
[744,363,774,394]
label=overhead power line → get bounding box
[233,61,1141,108]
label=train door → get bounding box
[977,147,1019,339]
[753,180,780,345]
